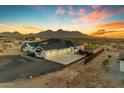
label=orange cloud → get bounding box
[97,21,124,29]
[91,21,124,38]
[92,29,119,35]
[93,30,124,38]
[72,10,113,24]
[83,10,113,22]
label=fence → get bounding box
[83,48,104,64]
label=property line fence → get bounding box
[83,48,104,64]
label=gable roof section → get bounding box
[38,39,74,50]
[28,42,41,47]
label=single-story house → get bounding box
[34,39,84,59]
[119,53,124,72]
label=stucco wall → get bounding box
[34,45,84,59]
[45,48,74,59]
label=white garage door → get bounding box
[120,60,124,72]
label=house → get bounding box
[34,39,84,59]
[119,53,124,72]
[21,41,41,54]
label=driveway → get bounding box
[47,53,85,65]
[0,55,64,83]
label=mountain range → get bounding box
[0,29,90,38]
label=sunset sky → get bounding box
[0,5,124,37]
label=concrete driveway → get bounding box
[0,55,64,83]
[47,53,85,65]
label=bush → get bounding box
[108,55,112,59]
[0,49,3,52]
[85,44,99,49]
[121,79,124,85]
[103,59,109,66]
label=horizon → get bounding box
[0,5,124,38]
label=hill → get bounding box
[34,29,90,38]
[0,31,23,38]
[0,29,91,39]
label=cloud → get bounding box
[97,21,124,29]
[108,6,124,15]
[72,18,82,24]
[90,5,101,9]
[68,6,75,15]
[92,29,118,35]
[72,6,113,24]
[73,6,124,23]
[79,8,85,13]
[77,7,86,16]
[82,9,113,22]
[55,7,65,15]
[55,6,75,16]
[72,10,111,24]
[92,30,124,38]
[92,21,124,38]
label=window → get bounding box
[36,48,43,55]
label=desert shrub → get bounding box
[0,49,3,52]
[1,43,10,50]
[108,55,112,59]
[8,44,12,48]
[3,46,7,50]
[85,44,99,49]
[121,79,124,85]
[103,59,109,66]
[102,58,110,71]
[106,48,110,51]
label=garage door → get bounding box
[120,60,124,72]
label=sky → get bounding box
[0,5,124,37]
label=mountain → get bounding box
[0,31,23,37]
[0,29,91,39]
[34,29,90,38]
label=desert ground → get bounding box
[0,39,124,88]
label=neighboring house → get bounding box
[119,53,124,72]
[34,39,84,59]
